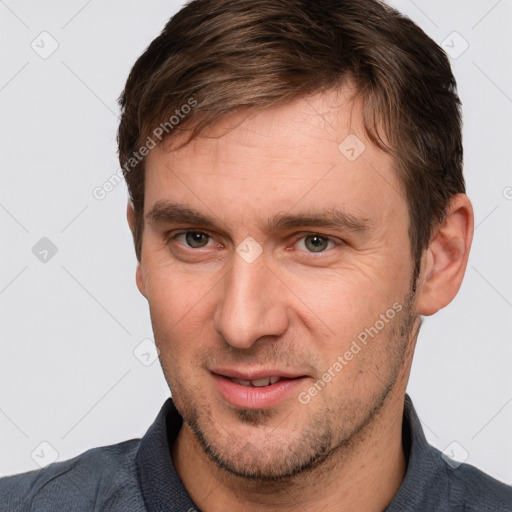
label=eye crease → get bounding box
[169,231,337,253]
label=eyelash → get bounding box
[167,230,341,256]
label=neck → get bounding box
[172,390,408,512]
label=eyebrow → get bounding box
[146,201,371,234]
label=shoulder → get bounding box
[0,439,147,512]
[396,396,512,511]
[446,459,512,511]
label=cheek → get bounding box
[283,265,409,376]
[147,276,211,340]
[143,260,223,367]
[143,241,217,320]
[284,262,399,333]
[147,280,210,395]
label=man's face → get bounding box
[137,88,419,479]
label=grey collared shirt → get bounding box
[1,395,511,511]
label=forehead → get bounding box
[143,88,405,230]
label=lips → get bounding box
[211,368,306,381]
[231,376,283,387]
[210,369,309,409]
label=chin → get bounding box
[182,400,340,481]
[200,427,334,481]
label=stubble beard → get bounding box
[167,289,418,483]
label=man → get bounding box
[1,0,511,510]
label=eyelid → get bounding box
[169,230,219,248]
[168,229,342,255]
[290,232,341,254]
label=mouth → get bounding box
[229,375,290,387]
[210,369,309,409]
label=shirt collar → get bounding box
[386,395,448,510]
[136,399,197,512]
[136,394,442,511]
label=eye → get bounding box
[295,234,337,253]
[168,230,340,255]
[172,231,214,249]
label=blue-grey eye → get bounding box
[304,235,329,252]
[185,232,209,248]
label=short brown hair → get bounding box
[118,0,464,278]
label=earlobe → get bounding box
[416,194,474,316]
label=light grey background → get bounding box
[1,0,511,484]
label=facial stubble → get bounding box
[165,287,418,483]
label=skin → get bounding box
[127,87,473,511]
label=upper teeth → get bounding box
[232,376,281,387]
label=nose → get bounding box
[213,249,289,349]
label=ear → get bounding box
[126,200,147,298]
[416,194,474,316]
